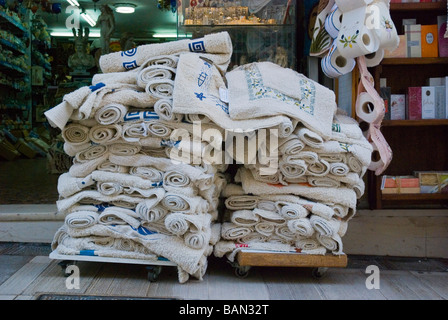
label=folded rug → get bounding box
[221,222,253,240]
[57,172,95,198]
[277,133,305,155]
[137,65,176,88]
[109,153,214,191]
[164,212,212,236]
[62,123,90,145]
[95,103,129,125]
[184,113,211,124]
[287,218,314,238]
[108,143,141,156]
[225,195,259,211]
[214,240,294,262]
[65,210,99,229]
[91,170,161,190]
[136,202,168,223]
[295,236,321,251]
[226,62,336,139]
[97,181,123,196]
[254,221,275,237]
[274,224,296,242]
[332,112,363,140]
[256,199,277,212]
[329,162,350,176]
[285,151,319,166]
[306,159,331,177]
[172,53,296,137]
[237,167,357,209]
[310,215,341,237]
[230,210,260,227]
[161,192,209,214]
[88,124,122,145]
[307,176,341,188]
[295,127,324,149]
[129,166,163,182]
[99,31,232,74]
[275,201,309,220]
[63,141,92,157]
[98,206,141,229]
[163,170,197,195]
[55,223,211,283]
[316,233,344,255]
[69,145,110,178]
[279,158,307,180]
[145,78,175,100]
[52,226,159,261]
[56,190,151,214]
[154,99,182,122]
[97,87,159,112]
[97,160,129,174]
[184,230,211,250]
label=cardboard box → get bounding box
[381,175,398,194]
[421,25,439,58]
[398,176,420,194]
[382,175,420,194]
[437,15,448,57]
[416,172,440,193]
[440,173,448,194]
[14,139,37,159]
[434,86,446,119]
[380,87,391,120]
[391,94,406,120]
[0,139,20,161]
[407,87,422,120]
[405,24,422,58]
[421,86,436,119]
[384,35,407,58]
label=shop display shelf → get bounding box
[382,119,448,127]
[0,60,27,77]
[0,38,26,55]
[381,57,448,66]
[390,2,446,11]
[0,11,27,35]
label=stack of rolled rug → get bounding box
[214,61,372,262]
[46,31,374,280]
[46,32,233,283]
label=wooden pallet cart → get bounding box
[229,250,348,279]
[49,251,177,282]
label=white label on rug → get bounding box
[219,87,229,103]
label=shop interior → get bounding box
[0,0,314,204]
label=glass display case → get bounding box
[177,0,298,70]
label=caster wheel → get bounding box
[234,266,251,279]
[58,260,74,277]
[311,267,328,279]
[146,266,162,282]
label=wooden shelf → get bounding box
[390,2,446,11]
[382,193,448,201]
[382,119,448,127]
[381,58,448,65]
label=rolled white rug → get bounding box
[88,124,122,145]
[94,103,128,125]
[287,218,314,238]
[136,204,168,223]
[62,123,90,145]
[65,210,99,229]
